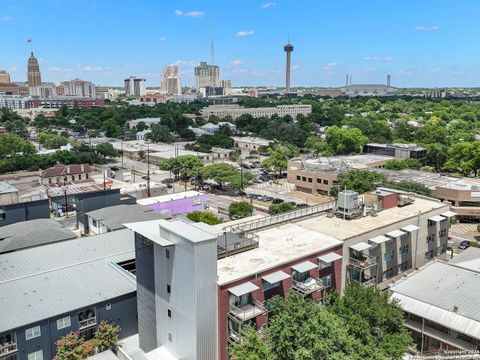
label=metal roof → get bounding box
[0,229,135,332]
[350,242,372,251]
[429,215,447,222]
[386,229,406,238]
[0,229,133,283]
[0,182,18,194]
[402,224,420,232]
[262,271,290,284]
[0,219,77,253]
[292,260,317,273]
[369,235,390,244]
[390,261,480,339]
[318,252,343,263]
[449,247,480,273]
[228,282,259,297]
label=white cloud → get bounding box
[365,56,393,61]
[323,62,337,71]
[261,2,276,9]
[236,30,255,37]
[229,59,244,66]
[80,66,111,72]
[415,25,439,31]
[46,66,73,74]
[292,64,299,71]
[8,66,17,72]
[175,9,204,17]
[159,36,167,41]
[1,16,12,21]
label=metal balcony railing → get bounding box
[348,254,377,269]
[78,316,97,329]
[229,300,266,322]
[292,278,324,295]
[347,275,376,286]
[0,342,17,356]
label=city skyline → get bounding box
[1,0,480,87]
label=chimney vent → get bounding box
[453,305,459,313]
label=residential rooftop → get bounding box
[0,181,18,194]
[0,229,135,332]
[390,261,480,340]
[448,247,480,272]
[86,204,166,231]
[0,218,77,253]
[373,168,462,190]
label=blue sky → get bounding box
[1,0,480,87]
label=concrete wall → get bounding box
[75,189,121,234]
[1,293,137,360]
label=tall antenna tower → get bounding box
[210,21,215,65]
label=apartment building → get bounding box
[390,259,480,353]
[200,104,312,120]
[124,77,146,97]
[287,155,393,195]
[194,61,220,89]
[61,79,96,98]
[0,95,31,109]
[0,230,138,360]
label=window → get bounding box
[317,178,322,183]
[383,268,394,281]
[323,179,329,185]
[439,229,447,238]
[79,174,82,180]
[165,249,170,259]
[321,274,332,288]
[296,176,301,181]
[168,333,172,342]
[56,316,71,330]
[302,176,306,182]
[168,309,172,318]
[25,326,41,340]
[92,219,98,227]
[384,250,394,262]
[106,303,112,310]
[262,280,280,291]
[28,350,43,360]
[86,174,89,179]
[428,220,436,227]
[398,262,408,272]
[167,284,171,294]
[0,212,5,221]
[308,178,312,183]
[400,244,409,255]
[437,245,446,255]
[426,234,435,244]
[425,250,434,261]
[71,175,75,181]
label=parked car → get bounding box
[288,201,297,207]
[459,240,470,250]
[272,198,284,204]
[142,175,150,180]
[264,196,273,202]
[296,203,309,208]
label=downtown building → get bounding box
[160,65,182,95]
[60,79,96,98]
[125,77,146,97]
[194,61,219,90]
[200,104,312,120]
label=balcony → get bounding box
[0,342,18,357]
[79,316,97,329]
[348,275,376,286]
[292,278,324,295]
[348,254,377,269]
[229,300,266,322]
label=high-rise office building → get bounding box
[27,52,42,87]
[124,77,146,97]
[284,42,294,93]
[194,62,219,90]
[0,70,11,84]
[219,79,232,95]
[61,79,96,98]
[160,65,182,95]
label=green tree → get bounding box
[261,144,299,176]
[444,142,480,176]
[268,202,295,215]
[325,125,368,155]
[54,332,85,360]
[0,133,35,156]
[37,132,70,149]
[228,201,254,218]
[102,118,122,138]
[425,143,448,172]
[186,210,223,225]
[96,142,118,158]
[384,159,422,170]
[304,135,332,156]
[93,320,121,352]
[160,155,203,180]
[231,326,273,360]
[201,163,240,187]
[335,170,387,197]
[148,124,175,143]
[328,284,412,359]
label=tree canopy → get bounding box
[186,210,223,225]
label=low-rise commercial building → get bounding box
[0,230,137,360]
[200,104,312,120]
[232,136,271,153]
[137,191,208,217]
[363,143,427,164]
[287,155,394,195]
[340,84,397,96]
[390,260,480,353]
[41,163,92,185]
[0,182,19,205]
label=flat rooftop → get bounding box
[0,181,18,194]
[217,222,342,286]
[373,168,463,190]
[137,191,204,206]
[296,196,446,240]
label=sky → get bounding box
[1,0,480,88]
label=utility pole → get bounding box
[240,158,243,192]
[63,183,68,219]
[121,141,124,168]
[147,146,151,197]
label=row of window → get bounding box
[262,274,333,291]
[383,261,409,280]
[48,173,89,184]
[295,175,329,185]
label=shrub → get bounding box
[268,202,295,215]
[229,201,254,218]
[187,210,223,225]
